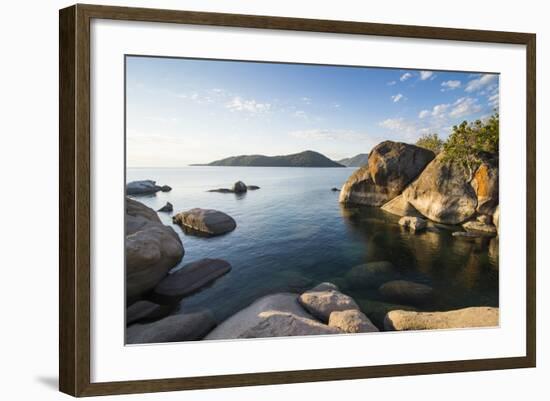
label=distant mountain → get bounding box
[192,150,344,168]
[337,153,369,167]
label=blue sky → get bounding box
[126,56,499,167]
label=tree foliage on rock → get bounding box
[443,113,499,180]
[415,133,444,154]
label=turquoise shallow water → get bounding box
[127,166,498,327]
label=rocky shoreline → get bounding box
[125,141,500,343]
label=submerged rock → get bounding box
[126,300,171,325]
[157,202,173,212]
[345,261,399,288]
[403,153,478,224]
[232,181,248,193]
[381,194,422,217]
[339,141,435,206]
[298,283,359,322]
[126,311,216,344]
[398,216,427,232]
[379,280,433,304]
[127,180,169,196]
[331,187,340,192]
[173,208,236,236]
[126,198,184,302]
[205,293,326,340]
[384,307,499,330]
[328,310,379,333]
[247,185,260,190]
[355,298,416,329]
[152,258,231,303]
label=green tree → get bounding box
[443,113,499,180]
[416,133,444,154]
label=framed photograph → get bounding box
[59,4,536,397]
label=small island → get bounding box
[337,153,369,167]
[191,150,344,168]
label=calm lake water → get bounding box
[127,166,498,328]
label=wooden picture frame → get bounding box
[59,3,536,397]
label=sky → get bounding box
[126,56,499,167]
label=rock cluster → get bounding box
[126,180,172,195]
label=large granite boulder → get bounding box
[381,194,422,217]
[384,307,499,331]
[126,198,184,302]
[471,157,499,215]
[379,280,433,305]
[298,283,360,322]
[126,311,216,344]
[205,293,335,340]
[126,300,171,325]
[172,208,236,236]
[239,313,342,338]
[152,258,231,303]
[339,141,434,206]
[403,153,478,224]
[328,310,379,333]
[345,261,399,288]
[127,180,170,195]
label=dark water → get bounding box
[127,166,498,328]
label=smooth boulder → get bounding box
[298,283,360,322]
[381,194,422,217]
[403,153,478,224]
[126,180,169,195]
[339,141,434,206]
[328,310,379,333]
[126,300,171,325]
[240,313,342,338]
[379,280,433,304]
[126,311,216,344]
[173,208,236,236]
[398,216,427,232]
[152,258,231,303]
[206,293,322,340]
[384,307,499,330]
[126,198,184,302]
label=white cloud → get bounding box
[400,72,413,82]
[391,93,404,103]
[289,129,370,141]
[379,117,415,133]
[301,97,312,104]
[465,74,498,93]
[488,93,499,108]
[387,80,397,86]
[418,103,450,118]
[226,96,271,113]
[419,71,434,80]
[441,80,461,91]
[293,110,308,119]
[418,110,430,119]
[449,97,482,118]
